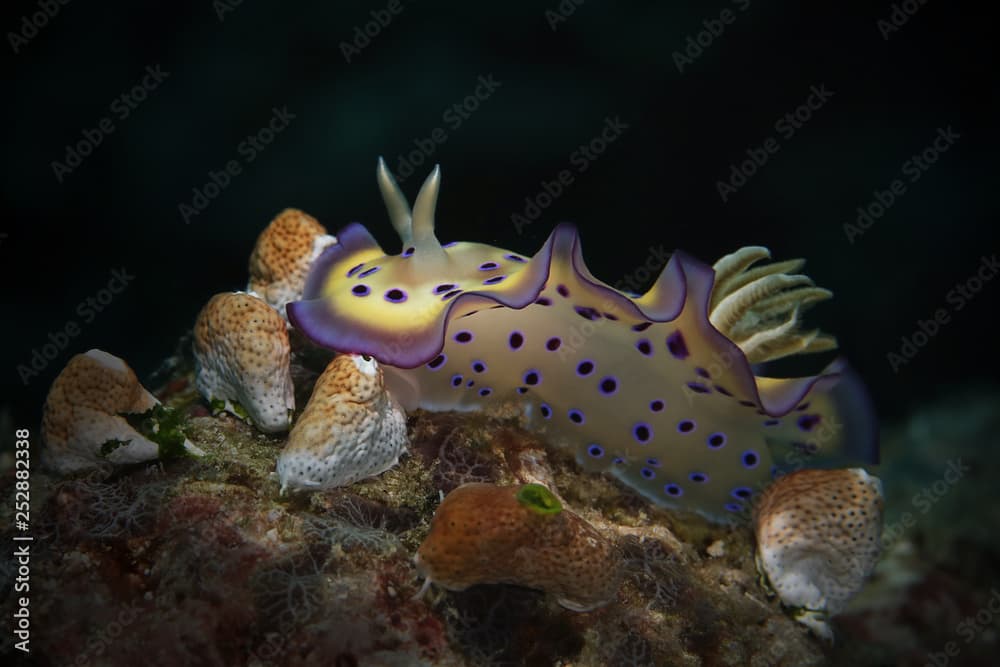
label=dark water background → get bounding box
[2,1,996,442]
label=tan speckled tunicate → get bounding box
[193,291,295,432]
[415,483,624,612]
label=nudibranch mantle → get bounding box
[288,159,878,520]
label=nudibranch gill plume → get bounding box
[288,159,878,521]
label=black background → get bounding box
[2,1,996,448]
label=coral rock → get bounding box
[247,208,337,318]
[277,353,408,493]
[753,467,884,640]
[416,483,624,612]
[41,349,191,473]
[193,292,295,433]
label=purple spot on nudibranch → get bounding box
[650,399,665,412]
[466,379,475,387]
[540,403,552,419]
[352,285,370,296]
[478,262,499,271]
[504,254,526,262]
[556,284,570,298]
[454,331,473,343]
[427,354,446,370]
[483,275,507,285]
[509,332,524,350]
[636,339,653,356]
[714,385,733,396]
[641,468,655,480]
[763,419,781,427]
[613,457,625,465]
[523,370,541,386]
[347,263,364,277]
[632,322,652,332]
[545,337,561,351]
[633,423,652,443]
[686,382,710,393]
[695,367,710,378]
[587,444,604,458]
[738,400,757,408]
[535,297,552,306]
[472,360,487,373]
[479,387,492,397]
[433,283,456,294]
[666,331,689,359]
[598,376,618,395]
[604,312,619,320]
[576,360,595,376]
[725,503,743,513]
[677,420,695,433]
[646,458,660,467]
[707,432,726,448]
[731,487,753,500]
[402,246,415,257]
[359,266,381,278]
[450,374,463,387]
[741,451,760,468]
[689,472,708,483]
[796,402,811,411]
[517,386,529,394]
[384,288,407,303]
[568,409,585,424]
[574,306,601,320]
[797,414,821,431]
[664,483,683,496]
[442,289,462,300]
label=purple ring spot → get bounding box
[677,420,695,434]
[641,467,655,480]
[442,289,462,301]
[695,367,710,379]
[603,312,619,321]
[384,288,407,303]
[556,284,570,298]
[517,386,529,394]
[471,360,487,374]
[725,503,743,513]
[714,385,733,397]
[738,400,757,408]
[576,360,595,376]
[587,444,604,458]
[742,450,760,468]
[454,331,474,344]
[731,487,753,500]
[402,246,415,257]
[598,376,618,395]
[666,331,689,359]
[797,414,821,432]
[535,297,552,306]
[346,263,365,277]
[508,331,524,350]
[686,382,710,394]
[479,387,492,397]
[478,261,499,271]
[427,354,446,370]
[613,457,625,465]
[504,253,526,262]
[466,380,475,388]
[540,403,552,419]
[352,284,370,296]
[359,266,381,278]
[632,322,652,332]
[433,283,456,294]
[664,483,683,496]
[568,409,585,424]
[649,399,665,412]
[574,306,600,321]
[523,370,541,386]
[646,458,660,467]
[633,423,652,443]
[545,337,562,351]
[689,472,708,483]
[636,339,653,356]
[763,419,781,427]
[483,275,507,285]
[451,374,463,387]
[707,432,726,448]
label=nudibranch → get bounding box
[277,353,408,494]
[753,468,884,640]
[415,483,624,611]
[288,159,878,520]
[193,292,295,433]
